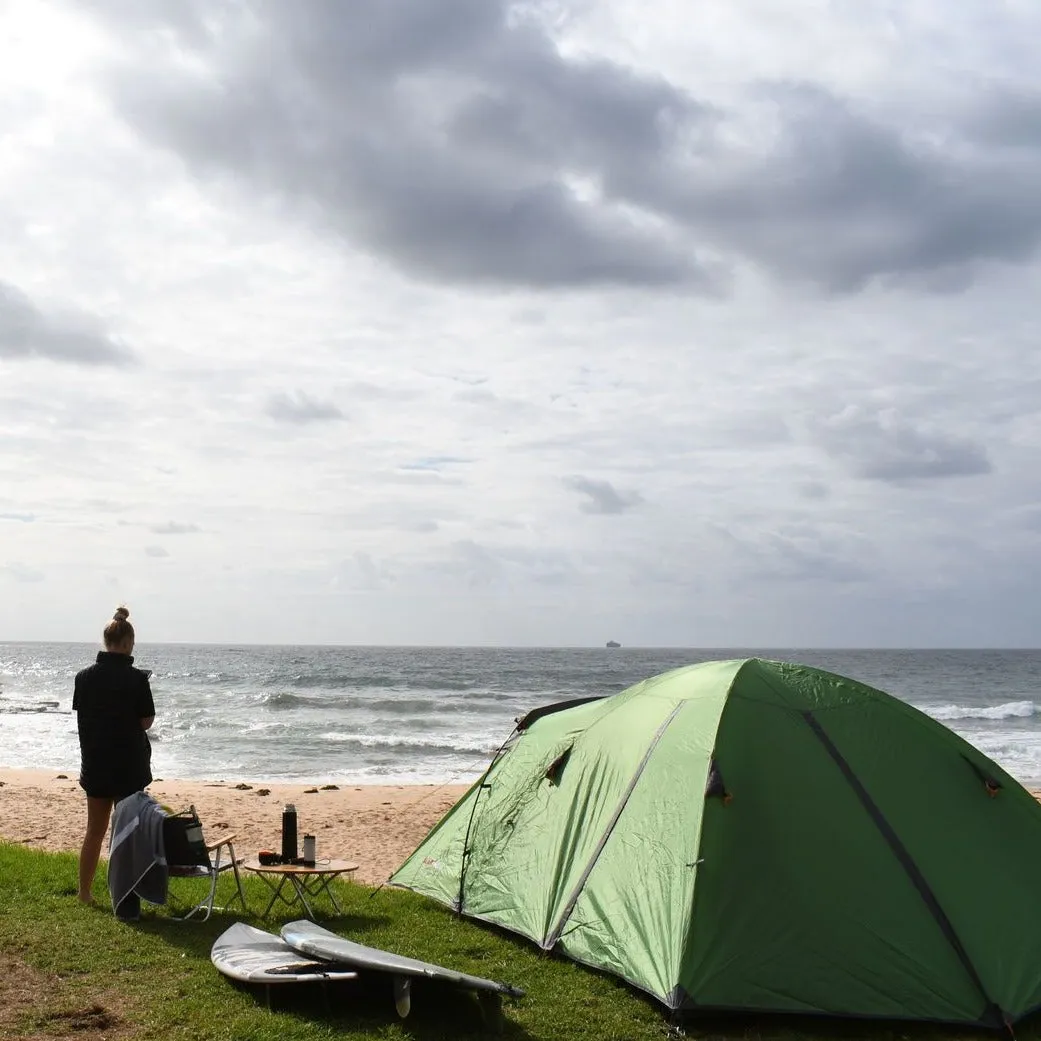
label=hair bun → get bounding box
[113,605,130,622]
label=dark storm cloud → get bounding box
[564,475,642,514]
[79,2,1041,293]
[90,0,705,289]
[0,281,131,365]
[265,391,345,424]
[624,83,1041,292]
[812,407,993,482]
[65,2,685,289]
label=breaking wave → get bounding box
[925,700,1036,721]
[261,690,519,712]
[275,672,479,691]
[0,698,62,714]
[318,731,498,756]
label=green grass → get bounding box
[1,842,1038,1041]
[0,842,665,1041]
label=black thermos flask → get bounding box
[281,803,298,863]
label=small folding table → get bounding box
[243,858,359,919]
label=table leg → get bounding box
[257,872,303,919]
[298,873,344,914]
[249,867,354,919]
[259,874,284,918]
[288,874,316,919]
[324,880,344,915]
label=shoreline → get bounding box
[0,768,469,885]
[5,766,1041,887]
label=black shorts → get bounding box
[79,777,144,801]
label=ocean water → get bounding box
[1,644,1040,786]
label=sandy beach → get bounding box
[6,766,1041,888]
[0,768,470,886]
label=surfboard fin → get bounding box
[478,990,505,1032]
[393,975,411,1018]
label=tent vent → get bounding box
[962,754,1003,797]
[545,747,573,785]
[705,759,732,804]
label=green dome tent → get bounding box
[390,659,1041,1029]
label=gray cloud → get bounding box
[330,551,394,591]
[633,83,1041,293]
[404,519,439,534]
[964,87,1041,150]
[722,524,872,585]
[76,3,1041,294]
[811,406,993,482]
[344,380,417,402]
[6,2,1041,651]
[429,539,504,589]
[753,537,871,585]
[0,281,131,365]
[399,456,470,473]
[145,545,170,558]
[1017,505,1041,531]
[494,542,578,587]
[75,2,708,289]
[265,391,345,424]
[420,538,576,591]
[798,481,830,501]
[380,468,467,487]
[564,475,643,514]
[452,386,542,420]
[0,512,36,522]
[340,500,446,534]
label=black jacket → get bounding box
[73,651,155,798]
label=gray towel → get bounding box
[108,791,169,915]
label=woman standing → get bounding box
[73,606,155,905]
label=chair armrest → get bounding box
[204,832,237,851]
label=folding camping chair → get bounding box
[163,805,247,922]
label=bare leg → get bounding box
[78,797,114,904]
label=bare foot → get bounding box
[77,893,94,906]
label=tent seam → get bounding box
[801,709,1003,1029]
[542,698,690,948]
[673,658,755,1001]
[456,727,522,914]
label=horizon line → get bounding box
[2,640,1039,652]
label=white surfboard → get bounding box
[280,919,524,1019]
[211,922,358,985]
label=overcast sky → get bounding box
[1,0,1039,647]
